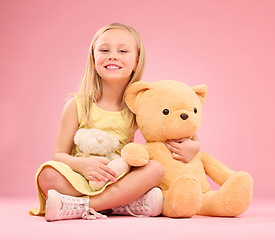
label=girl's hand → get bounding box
[164,134,200,163]
[77,157,118,183]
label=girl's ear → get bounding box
[192,84,208,105]
[125,81,152,113]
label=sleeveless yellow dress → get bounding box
[30,95,136,216]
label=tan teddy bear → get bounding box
[121,80,253,218]
[74,128,129,191]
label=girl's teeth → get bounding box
[107,65,119,69]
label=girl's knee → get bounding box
[144,160,165,186]
[38,166,83,197]
[38,167,62,194]
[38,167,59,183]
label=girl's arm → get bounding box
[53,98,117,183]
[164,134,200,163]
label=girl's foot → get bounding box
[111,187,163,217]
[45,189,107,221]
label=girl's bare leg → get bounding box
[38,160,164,211]
[90,160,164,211]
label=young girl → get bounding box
[30,23,200,221]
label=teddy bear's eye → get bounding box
[194,108,198,114]
[163,109,169,115]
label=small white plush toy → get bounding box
[74,128,129,191]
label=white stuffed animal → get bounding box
[74,128,129,191]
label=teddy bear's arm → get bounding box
[199,152,236,186]
[121,143,149,167]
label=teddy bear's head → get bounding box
[125,80,207,142]
[74,128,119,156]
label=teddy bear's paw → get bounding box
[121,143,149,167]
[162,175,203,218]
[199,171,253,217]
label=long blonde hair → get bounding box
[77,23,146,128]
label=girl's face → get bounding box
[93,28,138,85]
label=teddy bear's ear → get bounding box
[124,81,152,113]
[192,84,208,105]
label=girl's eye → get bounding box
[100,49,109,53]
[119,50,127,53]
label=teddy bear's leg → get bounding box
[162,175,203,218]
[89,180,107,192]
[107,157,129,176]
[198,171,253,217]
[89,158,129,191]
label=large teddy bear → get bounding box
[121,80,253,218]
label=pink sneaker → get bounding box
[112,187,163,217]
[45,190,107,221]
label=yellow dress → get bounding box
[30,95,136,216]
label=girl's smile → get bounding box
[104,64,122,70]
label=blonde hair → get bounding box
[77,23,145,128]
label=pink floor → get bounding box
[0,197,274,240]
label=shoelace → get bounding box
[60,195,107,220]
[82,207,108,220]
[118,194,150,218]
[59,196,86,216]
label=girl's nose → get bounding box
[108,53,118,60]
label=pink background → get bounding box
[0,0,274,201]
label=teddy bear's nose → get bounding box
[180,114,189,120]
